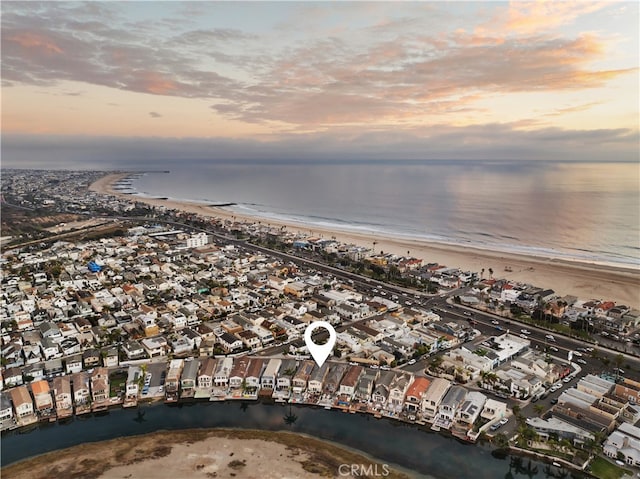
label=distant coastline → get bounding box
[90,172,640,308]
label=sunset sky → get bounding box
[2,1,638,165]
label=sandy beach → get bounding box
[1,429,410,479]
[90,173,639,308]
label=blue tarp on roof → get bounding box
[88,261,102,272]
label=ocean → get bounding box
[125,160,638,268]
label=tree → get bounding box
[488,268,494,279]
[533,404,545,416]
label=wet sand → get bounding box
[90,173,639,307]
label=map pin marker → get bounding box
[304,321,336,368]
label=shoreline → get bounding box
[1,427,412,479]
[90,172,639,307]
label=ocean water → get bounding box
[128,160,640,268]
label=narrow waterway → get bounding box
[1,402,581,478]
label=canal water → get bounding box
[1,402,582,478]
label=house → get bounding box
[218,332,243,353]
[456,391,487,426]
[83,348,102,368]
[65,354,83,374]
[308,363,330,395]
[165,359,184,402]
[122,340,145,360]
[180,359,200,395]
[387,372,413,412]
[260,358,281,390]
[323,363,347,397]
[30,379,53,412]
[244,359,264,391]
[71,372,91,412]
[197,357,216,390]
[4,367,24,388]
[604,423,640,466]
[404,377,431,414]
[0,392,13,422]
[615,378,640,404]
[355,369,378,401]
[90,367,110,406]
[52,375,73,418]
[229,357,251,390]
[435,386,467,429]
[422,378,451,420]
[9,386,34,422]
[292,360,315,394]
[275,359,297,394]
[41,337,61,360]
[125,366,142,400]
[338,365,364,401]
[214,357,233,388]
[141,336,168,358]
[103,347,119,367]
[238,330,261,351]
[481,398,508,422]
[372,371,395,408]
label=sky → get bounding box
[1,1,639,166]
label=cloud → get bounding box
[1,2,636,132]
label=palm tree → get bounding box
[283,403,298,426]
[533,404,545,416]
[488,268,494,279]
[480,268,485,279]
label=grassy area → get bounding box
[590,456,632,479]
[109,373,127,398]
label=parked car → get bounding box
[408,359,417,365]
[499,417,509,426]
[491,320,500,325]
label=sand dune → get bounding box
[90,173,639,307]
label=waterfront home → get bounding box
[355,369,379,401]
[275,359,297,397]
[9,386,35,424]
[197,357,216,390]
[387,372,413,413]
[244,358,264,393]
[307,363,330,395]
[229,357,251,390]
[71,372,91,413]
[166,359,184,402]
[292,360,315,394]
[372,370,395,408]
[318,362,344,401]
[180,359,200,397]
[90,367,110,408]
[31,379,54,413]
[404,377,431,415]
[125,366,141,403]
[456,391,487,427]
[338,365,364,402]
[214,357,233,388]
[604,423,640,466]
[528,416,594,446]
[260,358,281,390]
[481,398,507,422]
[434,386,467,430]
[52,375,73,418]
[422,378,451,421]
[0,392,13,423]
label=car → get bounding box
[614,368,626,375]
[158,386,164,393]
[549,346,559,352]
[405,301,412,306]
[545,334,555,342]
[491,320,500,325]
[572,351,582,357]
[408,359,417,365]
[520,334,529,339]
[490,423,501,431]
[550,398,558,405]
[380,365,390,370]
[563,377,572,383]
[499,417,509,426]
[463,311,472,316]
[495,326,504,331]
[520,329,531,335]
[576,359,587,365]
